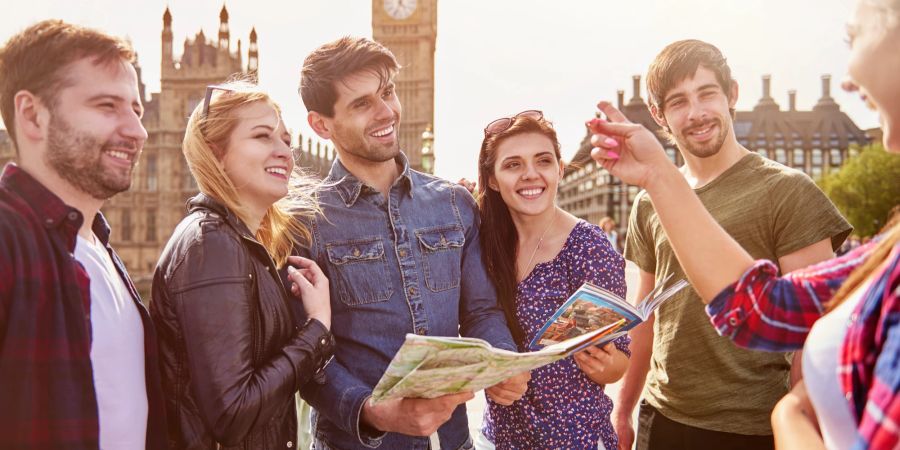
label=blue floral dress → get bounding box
[483,221,630,450]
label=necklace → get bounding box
[520,209,558,281]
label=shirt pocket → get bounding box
[325,237,393,306]
[415,225,465,293]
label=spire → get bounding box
[162,6,173,67]
[247,27,258,75]
[218,4,230,49]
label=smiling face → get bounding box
[844,0,900,152]
[317,70,401,165]
[221,101,293,212]
[654,66,738,159]
[489,132,564,218]
[43,57,147,200]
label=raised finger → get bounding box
[597,101,631,124]
[587,117,640,138]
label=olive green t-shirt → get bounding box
[624,153,852,435]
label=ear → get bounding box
[487,175,500,192]
[308,111,332,139]
[558,159,565,178]
[728,80,739,109]
[14,90,49,144]
[649,102,668,129]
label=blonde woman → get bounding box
[150,81,334,449]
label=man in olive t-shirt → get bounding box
[612,40,851,450]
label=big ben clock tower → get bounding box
[372,0,437,173]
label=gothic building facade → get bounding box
[558,74,871,240]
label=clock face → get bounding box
[383,0,417,20]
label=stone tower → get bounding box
[372,0,437,173]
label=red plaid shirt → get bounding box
[707,239,900,450]
[0,164,166,450]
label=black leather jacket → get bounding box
[151,193,334,449]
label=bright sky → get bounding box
[1,0,880,181]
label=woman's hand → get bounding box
[286,256,331,330]
[771,380,824,449]
[587,101,677,190]
[573,342,629,385]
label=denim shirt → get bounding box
[296,154,515,450]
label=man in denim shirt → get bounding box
[294,37,530,450]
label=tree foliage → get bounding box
[817,143,900,237]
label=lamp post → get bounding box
[420,124,434,174]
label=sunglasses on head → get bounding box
[201,84,236,118]
[484,110,544,136]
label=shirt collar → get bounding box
[324,152,415,207]
[0,163,112,250]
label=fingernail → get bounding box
[607,151,620,159]
[287,266,297,273]
[604,137,619,147]
[588,118,601,127]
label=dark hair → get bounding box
[0,19,135,150]
[646,39,736,119]
[299,36,400,117]
[477,115,561,347]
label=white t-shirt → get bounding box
[74,234,148,450]
[802,277,873,449]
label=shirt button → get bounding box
[408,287,417,297]
[398,249,408,258]
[416,327,426,335]
[728,317,738,326]
[287,441,293,448]
[67,211,79,221]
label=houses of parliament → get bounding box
[0,2,439,294]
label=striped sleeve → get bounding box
[705,243,875,351]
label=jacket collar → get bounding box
[324,152,415,207]
[187,192,256,241]
[0,163,113,251]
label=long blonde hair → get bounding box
[182,80,318,268]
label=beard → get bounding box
[331,117,401,164]
[675,118,729,159]
[45,113,139,200]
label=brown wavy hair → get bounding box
[477,115,561,347]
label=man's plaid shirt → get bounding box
[0,164,166,450]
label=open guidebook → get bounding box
[370,275,688,403]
